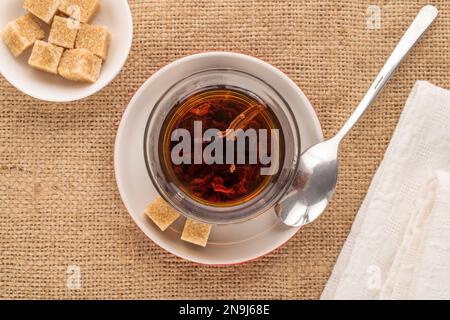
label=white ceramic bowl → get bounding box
[115,52,323,264]
[0,0,133,102]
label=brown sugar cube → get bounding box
[144,197,181,231]
[59,0,100,23]
[75,24,110,60]
[58,48,102,83]
[48,16,79,48]
[23,0,61,24]
[181,218,212,247]
[2,14,45,57]
[28,40,64,74]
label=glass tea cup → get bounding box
[144,68,301,225]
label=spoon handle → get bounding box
[334,5,438,141]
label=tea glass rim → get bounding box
[144,68,301,225]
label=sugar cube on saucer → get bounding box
[75,23,110,60]
[181,218,212,247]
[2,14,45,57]
[28,40,64,74]
[58,48,102,82]
[48,16,79,49]
[59,0,100,23]
[23,0,61,24]
[144,197,181,231]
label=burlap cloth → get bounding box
[1,0,449,299]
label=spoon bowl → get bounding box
[276,138,339,227]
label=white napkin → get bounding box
[321,81,450,300]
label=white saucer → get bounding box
[0,0,133,102]
[115,52,323,265]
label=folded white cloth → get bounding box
[321,81,450,300]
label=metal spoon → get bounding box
[276,5,438,227]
